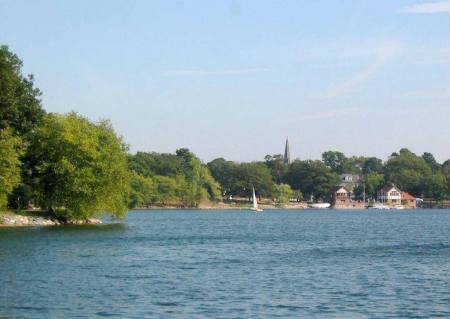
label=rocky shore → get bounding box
[0,212,102,227]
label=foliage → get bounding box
[353,172,384,199]
[207,158,236,196]
[264,154,288,183]
[128,149,221,207]
[128,152,183,178]
[322,151,349,174]
[422,152,440,172]
[0,45,45,137]
[362,157,383,174]
[424,173,448,201]
[151,175,181,205]
[384,149,431,197]
[0,128,23,208]
[28,113,130,219]
[274,183,294,204]
[128,173,154,208]
[208,158,275,198]
[285,160,340,201]
[234,162,274,198]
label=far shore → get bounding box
[2,203,449,228]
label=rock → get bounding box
[65,218,102,225]
[0,213,59,226]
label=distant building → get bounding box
[401,191,417,208]
[330,186,351,206]
[377,185,402,205]
[339,173,361,193]
[283,138,291,165]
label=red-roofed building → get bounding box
[401,191,417,208]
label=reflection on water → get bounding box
[1,209,450,318]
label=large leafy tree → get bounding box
[384,149,431,197]
[28,113,130,220]
[0,128,22,208]
[233,162,275,198]
[0,45,45,136]
[422,152,441,172]
[208,158,275,198]
[128,152,183,178]
[207,158,237,196]
[424,173,448,201]
[354,172,384,199]
[362,157,383,174]
[285,160,339,201]
[264,154,288,183]
[128,173,154,209]
[274,183,294,204]
[322,151,348,174]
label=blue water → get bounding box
[1,210,450,318]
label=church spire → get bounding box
[284,137,291,165]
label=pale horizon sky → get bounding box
[1,0,449,162]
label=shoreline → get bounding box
[2,205,448,228]
[0,211,102,227]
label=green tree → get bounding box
[0,45,45,136]
[286,160,339,201]
[128,173,154,208]
[424,173,448,201]
[28,113,130,220]
[422,152,440,172]
[354,172,384,199]
[362,157,383,174]
[208,158,275,199]
[150,175,180,205]
[176,148,205,206]
[264,154,288,183]
[384,149,431,196]
[200,166,222,201]
[0,128,22,208]
[321,151,363,174]
[207,158,237,196]
[234,162,275,198]
[322,151,348,174]
[274,183,293,204]
[128,152,183,178]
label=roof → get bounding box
[330,186,349,193]
[401,191,415,200]
[379,185,400,193]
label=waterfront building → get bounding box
[330,186,351,206]
[377,185,402,205]
[339,173,361,193]
[401,191,417,208]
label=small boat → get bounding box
[251,187,263,212]
[392,205,405,210]
[308,203,331,209]
[371,203,390,210]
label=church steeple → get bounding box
[284,137,291,165]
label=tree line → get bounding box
[1,46,449,221]
[206,149,450,202]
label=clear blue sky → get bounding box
[1,0,449,162]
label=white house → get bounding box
[377,185,402,205]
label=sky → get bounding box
[1,0,449,162]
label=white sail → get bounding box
[252,187,258,209]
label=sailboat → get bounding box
[251,187,263,212]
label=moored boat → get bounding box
[308,203,331,209]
